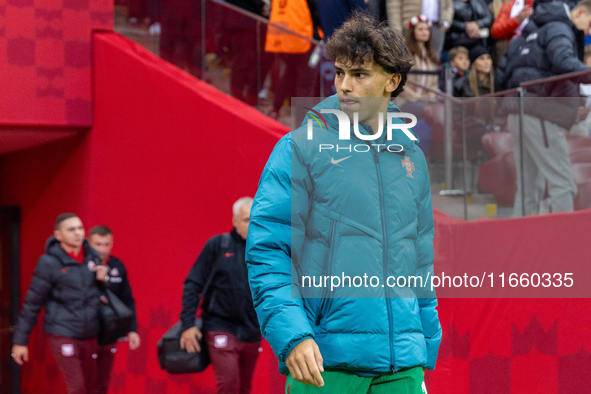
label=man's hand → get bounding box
[11,345,29,366]
[128,332,141,350]
[516,6,533,24]
[91,265,109,282]
[465,21,481,39]
[286,339,324,387]
[180,326,202,353]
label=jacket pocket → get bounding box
[315,219,337,327]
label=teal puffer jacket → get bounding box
[246,96,441,376]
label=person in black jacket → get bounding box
[456,45,494,97]
[89,225,139,394]
[496,0,591,216]
[444,0,492,51]
[180,197,261,394]
[11,213,109,394]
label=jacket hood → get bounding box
[45,235,61,253]
[532,2,573,27]
[300,95,418,153]
[521,18,538,37]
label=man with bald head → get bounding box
[179,197,261,394]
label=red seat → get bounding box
[571,163,591,185]
[478,150,516,206]
[567,135,591,153]
[569,148,591,164]
[481,132,513,159]
[574,180,591,210]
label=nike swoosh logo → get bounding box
[331,156,352,164]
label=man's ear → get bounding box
[386,73,402,94]
[54,229,62,242]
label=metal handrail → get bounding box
[519,67,591,88]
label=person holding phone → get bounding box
[444,0,493,51]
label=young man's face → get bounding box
[334,60,401,125]
[232,204,251,240]
[54,217,84,250]
[572,8,591,32]
[89,234,114,263]
[451,53,470,72]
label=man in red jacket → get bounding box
[491,0,533,43]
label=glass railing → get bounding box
[114,2,591,220]
[114,0,326,125]
[400,68,591,220]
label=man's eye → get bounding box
[336,71,343,77]
[356,73,366,78]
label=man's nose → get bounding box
[341,74,353,93]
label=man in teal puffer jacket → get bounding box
[246,11,442,393]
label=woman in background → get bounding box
[402,15,440,99]
[458,45,494,97]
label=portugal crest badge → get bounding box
[401,156,415,178]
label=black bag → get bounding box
[98,289,134,346]
[157,233,230,374]
[157,318,209,374]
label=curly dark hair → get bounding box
[325,11,414,98]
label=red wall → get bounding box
[0,0,113,127]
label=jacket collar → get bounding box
[46,236,99,266]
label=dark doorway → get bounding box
[0,207,20,394]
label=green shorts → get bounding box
[286,367,427,394]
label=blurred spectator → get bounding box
[497,0,591,216]
[444,0,492,51]
[440,46,471,93]
[317,0,366,39]
[266,0,324,119]
[399,15,439,156]
[489,0,507,65]
[491,0,533,42]
[490,0,532,65]
[457,45,493,97]
[180,197,261,394]
[89,226,140,394]
[402,15,439,98]
[570,46,591,137]
[450,46,471,77]
[316,0,367,98]
[159,0,204,78]
[368,0,388,22]
[224,0,272,106]
[386,0,453,59]
[11,214,108,394]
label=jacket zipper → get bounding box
[316,219,337,326]
[374,152,396,373]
